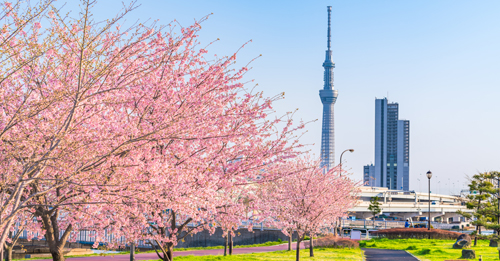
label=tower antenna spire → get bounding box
[319,6,338,171]
[327,6,332,51]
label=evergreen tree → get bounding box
[368,196,382,226]
[458,171,500,246]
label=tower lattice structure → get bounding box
[319,6,338,171]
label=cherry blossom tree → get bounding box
[260,157,358,261]
[1,1,306,261]
[98,113,305,261]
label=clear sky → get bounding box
[67,0,500,195]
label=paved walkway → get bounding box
[26,243,306,261]
[363,248,419,261]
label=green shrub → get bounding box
[277,238,282,243]
[417,248,431,255]
[406,245,418,250]
[372,228,461,240]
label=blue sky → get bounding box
[69,0,500,195]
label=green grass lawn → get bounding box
[11,241,307,260]
[360,238,499,261]
[145,248,364,261]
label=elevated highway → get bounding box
[349,187,472,222]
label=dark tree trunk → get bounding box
[4,245,13,261]
[50,250,65,261]
[229,233,233,255]
[130,243,135,261]
[166,242,173,261]
[295,237,302,261]
[224,235,228,256]
[309,232,314,257]
[37,208,73,261]
[288,231,292,251]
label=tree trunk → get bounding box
[309,233,314,257]
[229,233,233,255]
[38,209,73,261]
[49,249,65,261]
[288,231,292,251]
[333,220,337,237]
[130,243,135,261]
[5,245,13,261]
[224,235,228,256]
[165,242,173,261]
[295,237,301,261]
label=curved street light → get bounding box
[426,170,433,238]
[339,149,354,177]
[336,149,354,236]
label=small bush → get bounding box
[336,238,359,248]
[406,245,418,250]
[417,248,431,255]
[277,238,282,243]
[303,235,359,249]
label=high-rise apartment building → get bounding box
[363,164,375,187]
[364,98,409,190]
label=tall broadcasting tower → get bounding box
[319,6,338,171]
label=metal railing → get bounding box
[341,219,459,230]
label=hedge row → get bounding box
[371,228,462,240]
[303,235,359,248]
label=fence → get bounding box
[12,221,283,249]
[341,219,459,230]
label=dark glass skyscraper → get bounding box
[319,6,338,171]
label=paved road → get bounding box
[26,243,306,261]
[363,248,419,261]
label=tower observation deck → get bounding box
[320,6,338,171]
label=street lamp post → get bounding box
[426,171,433,239]
[337,149,354,237]
[497,175,500,236]
[339,149,354,177]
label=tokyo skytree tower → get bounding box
[319,6,338,171]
